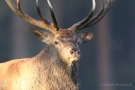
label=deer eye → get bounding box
[54,41,59,45]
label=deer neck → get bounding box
[31,46,78,89]
[35,46,73,77]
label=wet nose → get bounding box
[70,48,80,56]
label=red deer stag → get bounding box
[0,0,114,90]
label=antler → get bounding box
[5,0,59,34]
[68,0,115,31]
[5,0,114,33]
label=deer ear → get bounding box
[78,31,97,43]
[30,28,52,44]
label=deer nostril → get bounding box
[70,50,74,55]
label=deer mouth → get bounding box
[68,56,80,61]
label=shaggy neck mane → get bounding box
[33,46,79,89]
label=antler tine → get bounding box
[16,0,20,10]
[68,0,96,31]
[47,0,59,31]
[5,0,57,33]
[36,0,50,25]
[69,0,114,31]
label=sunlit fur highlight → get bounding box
[0,46,79,90]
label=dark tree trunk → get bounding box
[95,0,114,90]
[11,0,29,59]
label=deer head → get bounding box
[5,0,114,65]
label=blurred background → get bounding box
[0,0,135,90]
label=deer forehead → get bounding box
[54,30,77,42]
[55,30,75,37]
[56,36,77,43]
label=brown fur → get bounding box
[57,29,75,36]
[0,29,97,90]
[0,46,79,90]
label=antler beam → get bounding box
[5,0,58,34]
